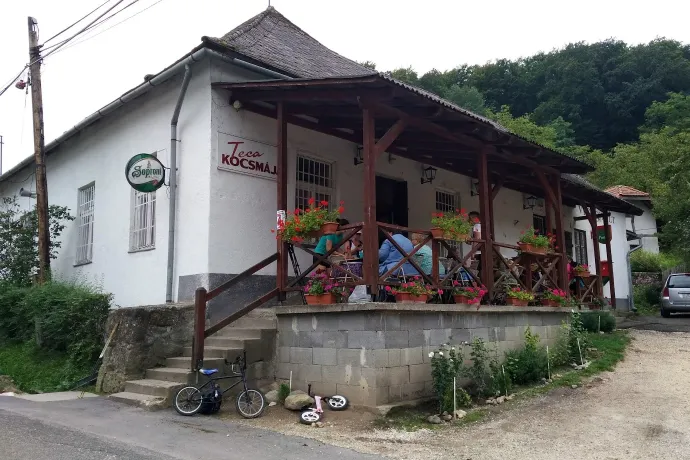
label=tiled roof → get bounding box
[564,175,644,215]
[207,6,376,79]
[605,185,650,198]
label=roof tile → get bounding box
[604,185,650,198]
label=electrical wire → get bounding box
[41,0,113,46]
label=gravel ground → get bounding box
[234,330,690,459]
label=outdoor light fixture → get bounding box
[19,188,36,198]
[420,166,437,184]
[354,145,364,165]
[232,100,243,111]
[523,195,538,210]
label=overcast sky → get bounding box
[1,0,688,173]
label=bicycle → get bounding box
[173,351,265,418]
[298,384,349,424]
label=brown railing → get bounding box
[191,253,279,371]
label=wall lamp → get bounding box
[19,188,36,198]
[420,166,437,184]
[523,195,538,210]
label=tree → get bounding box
[358,60,377,70]
[386,66,419,85]
[0,197,74,287]
[443,85,488,115]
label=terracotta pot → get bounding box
[454,295,480,306]
[430,228,468,241]
[407,294,429,304]
[541,299,560,307]
[507,297,529,307]
[321,222,339,235]
[394,293,410,302]
[430,227,445,239]
[517,242,547,255]
[305,293,336,305]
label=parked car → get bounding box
[660,273,690,317]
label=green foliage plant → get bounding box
[278,383,291,402]
[504,327,549,385]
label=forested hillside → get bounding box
[361,38,690,258]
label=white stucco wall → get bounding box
[0,58,213,307]
[630,202,659,253]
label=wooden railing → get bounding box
[191,253,279,371]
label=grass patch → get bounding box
[0,342,91,393]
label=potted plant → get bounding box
[506,287,534,306]
[386,277,434,303]
[541,288,567,306]
[517,227,550,255]
[275,198,344,243]
[450,282,487,306]
[430,209,472,241]
[573,264,591,278]
[303,272,342,305]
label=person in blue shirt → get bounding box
[378,233,419,277]
[313,219,348,270]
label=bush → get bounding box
[504,327,548,385]
[0,283,32,342]
[278,383,291,402]
[630,250,679,272]
[580,311,616,333]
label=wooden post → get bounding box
[603,210,616,309]
[431,239,440,287]
[28,17,50,284]
[191,287,207,371]
[588,204,604,299]
[477,148,494,296]
[362,109,378,293]
[553,175,568,291]
[276,102,288,298]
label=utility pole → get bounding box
[28,17,50,284]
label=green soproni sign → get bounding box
[125,153,166,193]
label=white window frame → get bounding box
[129,188,156,252]
[574,228,589,265]
[295,152,336,212]
[435,188,462,258]
[76,183,95,265]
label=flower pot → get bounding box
[454,295,480,306]
[430,228,467,241]
[541,299,560,307]
[320,222,339,235]
[430,227,445,239]
[305,293,336,305]
[407,294,429,304]
[517,242,547,255]
[507,297,529,307]
[394,293,410,302]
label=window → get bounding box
[130,189,156,251]
[76,183,95,264]
[435,189,462,258]
[295,154,335,211]
[574,229,588,265]
[532,215,546,236]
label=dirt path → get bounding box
[232,330,690,459]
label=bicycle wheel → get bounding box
[299,410,321,425]
[174,386,203,416]
[235,389,265,419]
[325,395,349,411]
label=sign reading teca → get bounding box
[217,132,277,181]
[125,153,166,193]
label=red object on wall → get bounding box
[600,260,611,277]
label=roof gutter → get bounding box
[0,46,291,184]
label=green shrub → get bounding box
[630,250,679,273]
[0,283,31,342]
[278,383,291,402]
[504,327,548,385]
[441,385,472,412]
[580,311,616,333]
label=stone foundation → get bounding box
[96,303,194,393]
[275,304,569,407]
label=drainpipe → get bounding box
[627,245,643,312]
[166,65,192,303]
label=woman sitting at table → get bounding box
[345,229,363,259]
[313,218,348,271]
[409,233,445,277]
[378,233,419,277]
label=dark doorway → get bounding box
[376,176,408,245]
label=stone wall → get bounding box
[275,304,569,407]
[96,303,194,393]
[632,272,662,287]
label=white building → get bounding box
[605,186,659,254]
[0,7,642,315]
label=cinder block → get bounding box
[388,385,403,402]
[471,328,490,342]
[488,327,506,342]
[335,384,376,406]
[293,364,323,383]
[322,331,347,348]
[527,313,544,327]
[401,382,427,400]
[297,315,315,332]
[504,326,522,342]
[310,382,337,396]
[399,313,425,331]
[277,315,292,330]
[375,385,389,405]
[514,313,530,326]
[290,347,313,365]
[338,313,366,331]
[337,348,374,367]
[409,363,432,383]
[373,349,389,367]
[278,347,290,363]
[423,313,447,329]
[278,330,299,347]
[299,331,323,348]
[400,347,424,366]
[360,368,377,387]
[348,331,385,349]
[450,328,470,344]
[384,331,409,349]
[388,349,401,367]
[429,328,452,346]
[313,314,339,331]
[276,362,291,380]
[387,366,410,386]
[322,364,361,385]
[468,313,490,329]
[313,348,337,366]
[383,313,401,331]
[422,346,434,363]
[364,312,384,330]
[486,314,501,328]
[408,330,427,348]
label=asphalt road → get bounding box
[617,313,690,333]
[0,396,379,460]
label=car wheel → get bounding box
[660,307,671,318]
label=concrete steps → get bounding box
[109,307,278,410]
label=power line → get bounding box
[41,0,113,46]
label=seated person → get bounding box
[378,233,419,277]
[345,230,363,259]
[313,218,348,271]
[409,233,445,276]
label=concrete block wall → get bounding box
[275,304,570,407]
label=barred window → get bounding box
[435,189,461,258]
[295,154,335,211]
[574,229,589,265]
[76,183,95,264]
[130,189,156,251]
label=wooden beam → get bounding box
[233,87,393,103]
[553,175,568,291]
[603,209,616,309]
[535,170,558,205]
[491,180,503,201]
[477,147,494,297]
[374,119,407,157]
[276,102,288,298]
[588,203,604,299]
[363,108,378,293]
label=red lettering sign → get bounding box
[218,133,277,180]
